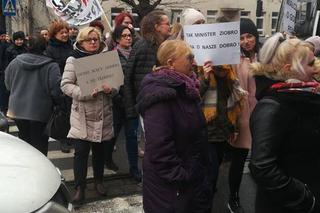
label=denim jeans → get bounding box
[124,118,139,173]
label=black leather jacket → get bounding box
[249,91,320,213]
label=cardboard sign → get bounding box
[74,51,123,97]
[184,22,240,65]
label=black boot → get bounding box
[72,186,85,207]
[60,140,71,153]
[94,180,107,196]
[227,193,244,213]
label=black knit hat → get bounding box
[0,28,6,36]
[12,31,25,41]
[240,18,259,54]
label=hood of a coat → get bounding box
[136,71,180,115]
[255,75,281,100]
[15,53,53,70]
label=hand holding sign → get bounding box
[74,51,123,97]
[184,22,240,65]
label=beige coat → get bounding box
[230,56,257,149]
[61,56,114,142]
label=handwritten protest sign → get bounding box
[74,51,123,97]
[184,22,240,65]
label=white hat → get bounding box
[181,8,205,26]
[306,36,320,55]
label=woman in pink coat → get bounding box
[227,18,258,213]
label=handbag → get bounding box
[45,105,70,140]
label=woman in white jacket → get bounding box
[61,27,117,206]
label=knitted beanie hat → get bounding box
[305,36,320,55]
[240,18,259,39]
[0,28,6,36]
[240,18,259,54]
[181,8,205,25]
[12,31,25,41]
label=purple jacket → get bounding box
[136,68,212,213]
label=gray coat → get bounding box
[5,53,62,122]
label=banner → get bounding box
[46,0,103,26]
[184,22,240,65]
[280,0,298,33]
[74,51,124,97]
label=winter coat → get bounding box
[230,56,257,149]
[123,38,158,119]
[44,38,73,74]
[5,53,62,122]
[60,44,114,143]
[0,41,8,73]
[249,85,320,213]
[5,43,28,65]
[136,68,212,213]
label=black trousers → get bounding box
[15,119,49,155]
[73,139,111,188]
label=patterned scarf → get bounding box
[201,64,247,124]
[154,67,200,100]
[116,45,132,60]
[270,80,320,94]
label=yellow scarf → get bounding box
[200,65,247,125]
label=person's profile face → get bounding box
[40,30,49,41]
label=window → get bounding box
[256,17,264,35]
[111,7,124,27]
[240,11,250,18]
[171,9,182,23]
[207,10,218,23]
[271,12,279,34]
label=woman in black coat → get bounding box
[44,20,73,153]
[249,33,320,213]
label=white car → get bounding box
[0,132,73,213]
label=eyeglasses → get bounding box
[83,37,99,43]
[121,34,132,38]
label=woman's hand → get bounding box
[91,88,99,98]
[102,84,112,94]
[203,61,213,80]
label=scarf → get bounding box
[270,79,320,94]
[116,45,132,60]
[201,64,247,124]
[154,67,200,101]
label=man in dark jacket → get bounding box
[0,29,9,113]
[5,35,62,155]
[5,31,28,65]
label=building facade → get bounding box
[7,0,282,37]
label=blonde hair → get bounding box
[157,40,193,66]
[251,33,313,81]
[76,27,102,44]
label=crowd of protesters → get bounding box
[1,7,320,213]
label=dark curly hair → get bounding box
[112,25,133,43]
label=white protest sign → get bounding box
[281,0,297,33]
[74,51,123,97]
[184,22,240,66]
